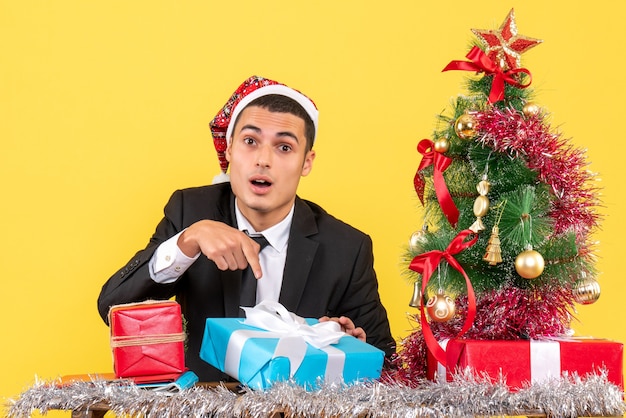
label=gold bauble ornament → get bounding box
[433,138,450,153]
[573,276,601,305]
[515,249,545,279]
[523,102,541,117]
[426,290,456,322]
[454,113,478,140]
[409,226,428,252]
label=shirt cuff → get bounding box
[149,230,200,284]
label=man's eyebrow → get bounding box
[276,131,299,142]
[239,124,300,143]
[239,124,261,133]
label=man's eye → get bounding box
[279,144,292,152]
[243,137,255,145]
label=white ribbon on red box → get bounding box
[435,339,450,382]
[434,339,563,384]
[530,340,562,383]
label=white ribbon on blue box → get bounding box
[200,301,385,390]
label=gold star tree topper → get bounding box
[471,9,542,71]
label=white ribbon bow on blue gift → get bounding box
[224,301,347,384]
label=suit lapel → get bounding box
[279,197,319,311]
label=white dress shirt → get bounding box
[149,200,293,304]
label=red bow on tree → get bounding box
[414,139,459,228]
[409,230,478,366]
[442,46,532,103]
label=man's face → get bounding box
[226,105,315,229]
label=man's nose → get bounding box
[256,145,272,167]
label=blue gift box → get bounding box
[199,317,385,390]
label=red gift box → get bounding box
[109,300,186,380]
[427,338,623,391]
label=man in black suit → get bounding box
[97,76,395,381]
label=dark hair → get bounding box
[233,94,315,151]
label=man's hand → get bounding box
[177,220,264,278]
[318,316,366,342]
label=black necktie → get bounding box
[240,234,269,315]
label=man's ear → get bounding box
[301,150,316,176]
[225,143,232,162]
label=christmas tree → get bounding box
[387,9,601,384]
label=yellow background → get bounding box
[2,1,625,415]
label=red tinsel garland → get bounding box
[475,107,600,241]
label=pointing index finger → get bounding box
[242,237,264,279]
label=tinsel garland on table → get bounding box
[7,371,625,418]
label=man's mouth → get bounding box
[251,179,272,188]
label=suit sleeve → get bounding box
[96,190,186,323]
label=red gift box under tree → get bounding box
[426,338,623,391]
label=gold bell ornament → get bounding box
[408,281,423,308]
[573,272,601,305]
[425,290,456,322]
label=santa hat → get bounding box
[209,75,319,183]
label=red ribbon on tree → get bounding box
[442,46,532,103]
[413,139,459,228]
[409,229,478,366]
